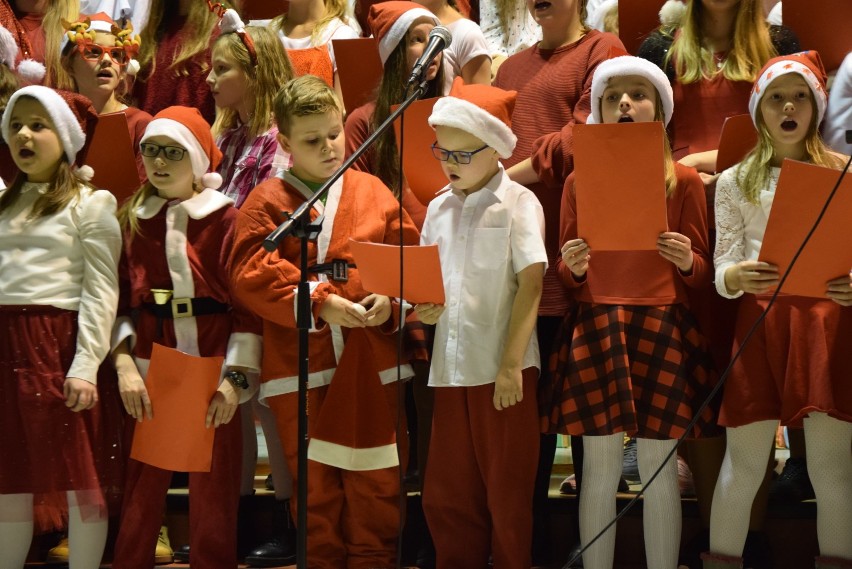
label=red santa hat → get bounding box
[1,85,98,178]
[368,1,439,64]
[428,76,518,159]
[749,51,828,127]
[308,329,399,471]
[141,106,224,190]
[588,54,674,126]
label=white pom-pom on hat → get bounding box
[73,164,95,182]
[659,0,686,27]
[14,59,47,84]
[126,59,140,76]
[201,172,223,190]
[219,9,247,34]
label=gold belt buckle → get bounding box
[171,298,193,318]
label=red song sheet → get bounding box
[349,239,445,304]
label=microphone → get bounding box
[406,25,452,86]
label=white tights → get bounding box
[711,414,852,560]
[0,492,107,569]
[580,434,682,569]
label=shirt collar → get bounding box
[447,165,507,203]
[137,188,234,220]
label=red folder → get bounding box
[715,114,758,173]
[573,121,668,251]
[758,160,852,298]
[618,0,666,55]
[84,111,142,203]
[333,38,383,113]
[783,0,852,72]
[391,97,447,206]
[242,0,284,19]
[349,239,445,304]
[130,344,222,472]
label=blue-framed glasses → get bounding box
[140,143,188,161]
[430,142,489,164]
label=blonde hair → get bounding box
[736,90,843,204]
[602,3,619,35]
[274,75,343,136]
[45,0,81,90]
[667,0,775,83]
[272,0,350,44]
[117,181,156,237]
[0,162,87,219]
[210,26,295,138]
[137,0,232,79]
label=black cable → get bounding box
[563,154,852,568]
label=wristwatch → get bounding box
[224,370,249,390]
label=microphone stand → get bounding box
[263,78,430,569]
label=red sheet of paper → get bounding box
[83,111,141,203]
[715,114,758,173]
[349,239,445,304]
[758,160,852,298]
[618,0,666,55]
[130,344,222,472]
[573,121,668,251]
[391,97,447,206]
[333,38,383,113]
[783,0,852,72]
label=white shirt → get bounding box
[478,0,541,58]
[253,17,360,73]
[713,165,780,298]
[442,18,491,93]
[421,167,548,387]
[0,183,121,383]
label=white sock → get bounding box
[804,413,852,559]
[638,438,681,569]
[579,433,623,569]
[710,420,777,557]
[0,493,34,569]
[67,491,108,569]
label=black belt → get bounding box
[142,297,230,319]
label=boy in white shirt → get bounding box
[416,77,547,569]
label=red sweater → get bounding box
[557,162,711,305]
[492,30,624,316]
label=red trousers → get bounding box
[267,384,404,569]
[112,410,242,569]
[423,370,540,569]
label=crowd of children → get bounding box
[0,1,849,569]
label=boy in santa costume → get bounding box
[229,74,419,569]
[416,77,547,569]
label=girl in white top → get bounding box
[708,51,852,569]
[413,0,491,90]
[263,0,359,113]
[0,86,121,569]
[478,0,540,62]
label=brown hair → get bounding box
[0,162,87,219]
[211,26,295,138]
[274,74,343,136]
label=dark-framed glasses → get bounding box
[140,143,188,161]
[430,142,489,165]
[77,43,129,65]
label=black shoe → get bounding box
[173,544,190,563]
[743,530,773,569]
[770,457,815,502]
[264,473,274,491]
[622,437,640,484]
[244,538,297,567]
[561,542,584,568]
[678,529,709,569]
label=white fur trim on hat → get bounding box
[749,59,827,126]
[589,55,674,126]
[428,97,517,159]
[588,0,618,32]
[0,26,18,68]
[140,118,210,181]
[1,85,86,163]
[377,8,438,64]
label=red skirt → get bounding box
[542,302,718,440]
[0,305,125,531]
[720,294,852,428]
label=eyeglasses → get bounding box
[430,142,489,165]
[77,43,129,65]
[140,143,188,161]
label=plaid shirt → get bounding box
[216,124,291,208]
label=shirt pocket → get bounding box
[466,227,511,326]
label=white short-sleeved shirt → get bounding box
[0,183,121,383]
[478,1,541,58]
[421,167,548,387]
[442,18,491,92]
[253,17,360,73]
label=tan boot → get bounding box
[815,556,852,569]
[155,526,174,564]
[701,552,744,569]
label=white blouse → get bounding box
[0,183,122,383]
[478,1,541,57]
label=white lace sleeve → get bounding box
[714,168,746,299]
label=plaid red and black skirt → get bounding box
[541,302,719,440]
[0,305,125,531]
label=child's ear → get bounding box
[276,132,292,154]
